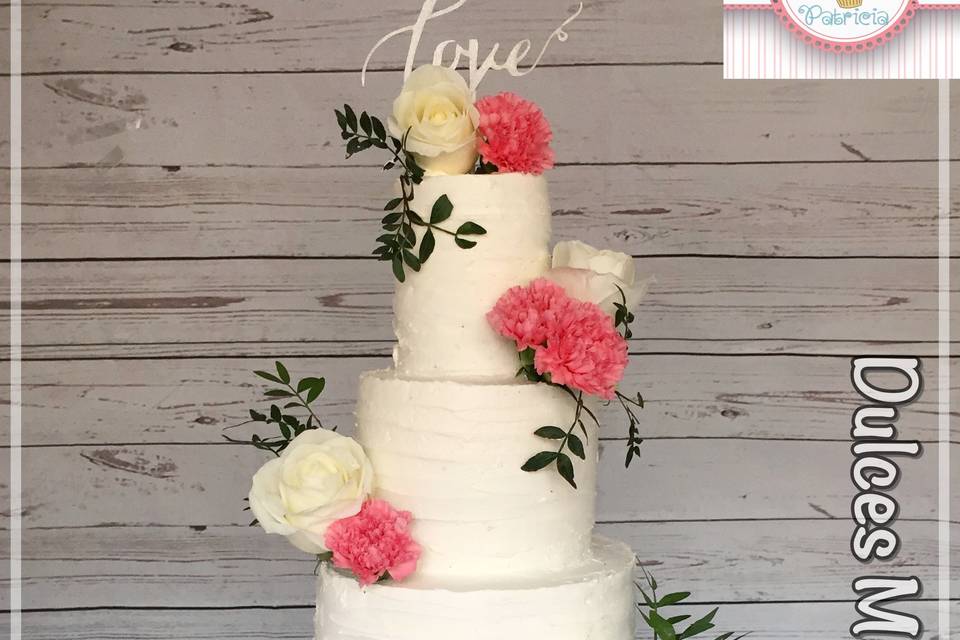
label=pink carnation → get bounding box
[476,92,555,175]
[324,499,421,586]
[486,278,572,350]
[534,300,628,400]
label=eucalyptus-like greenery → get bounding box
[223,361,329,456]
[637,568,749,640]
[335,104,487,282]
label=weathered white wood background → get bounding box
[3,0,960,637]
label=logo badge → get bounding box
[771,0,918,51]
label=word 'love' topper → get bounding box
[362,0,584,91]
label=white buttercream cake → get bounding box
[314,173,637,638]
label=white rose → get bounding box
[546,240,652,316]
[389,65,479,176]
[248,429,374,554]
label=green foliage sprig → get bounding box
[223,361,329,457]
[619,390,645,468]
[335,104,487,282]
[637,569,749,640]
[514,341,646,485]
[521,386,598,489]
[613,284,636,340]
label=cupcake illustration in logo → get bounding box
[836,0,863,7]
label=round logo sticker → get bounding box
[771,0,918,52]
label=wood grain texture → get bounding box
[14,440,953,528]
[27,68,945,167]
[9,521,956,609]
[4,338,949,359]
[15,0,720,73]
[11,257,948,353]
[3,355,956,445]
[5,601,954,640]
[13,162,954,260]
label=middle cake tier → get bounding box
[355,369,599,585]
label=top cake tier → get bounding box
[393,173,552,381]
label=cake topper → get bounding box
[362,0,584,92]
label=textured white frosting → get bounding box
[393,173,552,381]
[355,369,598,584]
[315,536,636,640]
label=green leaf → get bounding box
[391,255,406,283]
[346,138,362,156]
[357,139,373,152]
[456,221,486,236]
[275,361,290,384]
[403,250,422,272]
[254,370,282,383]
[359,111,372,136]
[384,198,403,211]
[382,212,403,225]
[419,229,435,263]
[371,116,387,140]
[679,609,718,639]
[455,237,477,249]
[521,451,558,472]
[658,592,691,607]
[534,426,567,440]
[626,445,637,468]
[430,194,453,224]
[407,209,425,225]
[401,223,417,248]
[264,389,293,398]
[646,610,678,640]
[249,409,266,422]
[334,109,347,131]
[344,104,358,131]
[306,384,324,404]
[297,377,324,395]
[668,616,692,625]
[270,404,282,423]
[567,433,586,459]
[278,421,291,439]
[556,453,577,488]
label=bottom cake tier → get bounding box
[315,536,636,640]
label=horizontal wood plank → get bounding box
[11,257,948,352]
[4,600,953,639]
[26,68,945,167]
[4,339,950,359]
[16,0,720,73]
[7,521,955,609]
[2,355,955,445]
[13,162,953,260]
[11,440,951,528]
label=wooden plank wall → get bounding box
[6,0,960,637]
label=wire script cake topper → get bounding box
[362,0,584,92]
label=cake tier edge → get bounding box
[316,535,636,640]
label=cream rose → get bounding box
[389,65,479,176]
[546,240,652,316]
[248,429,374,554]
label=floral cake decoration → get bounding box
[226,363,421,586]
[335,64,555,282]
[488,241,653,488]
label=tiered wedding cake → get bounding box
[316,173,637,638]
[245,63,648,640]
